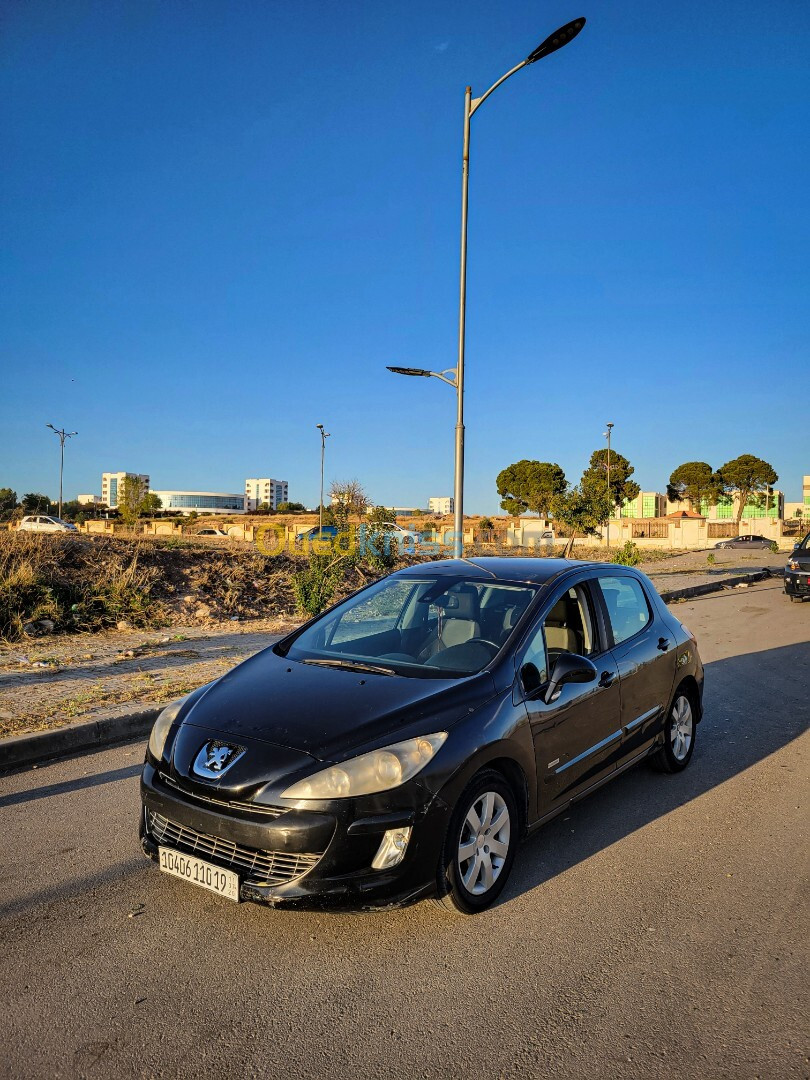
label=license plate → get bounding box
[158,846,240,902]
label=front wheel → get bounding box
[650,690,696,773]
[435,770,518,915]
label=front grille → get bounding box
[157,771,286,818]
[148,810,322,884]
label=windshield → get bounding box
[279,574,537,678]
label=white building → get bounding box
[101,472,150,509]
[429,496,454,515]
[150,490,246,515]
[77,494,103,506]
[245,478,289,511]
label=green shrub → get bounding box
[769,540,779,554]
[0,535,160,640]
[292,553,346,618]
[611,540,641,566]
[707,553,716,565]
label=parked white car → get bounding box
[382,522,420,544]
[18,515,78,533]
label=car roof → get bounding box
[393,556,606,586]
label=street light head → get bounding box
[386,366,433,378]
[525,17,586,64]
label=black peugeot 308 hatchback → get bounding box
[140,558,703,914]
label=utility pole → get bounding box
[316,424,330,535]
[604,422,614,547]
[46,424,77,520]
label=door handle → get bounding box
[598,671,615,688]
[657,637,670,651]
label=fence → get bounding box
[708,523,739,538]
[631,521,668,539]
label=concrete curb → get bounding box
[0,706,162,771]
[659,569,774,603]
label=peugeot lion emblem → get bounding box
[192,741,245,779]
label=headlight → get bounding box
[147,696,187,761]
[281,732,448,800]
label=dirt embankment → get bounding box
[0,533,390,642]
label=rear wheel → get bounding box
[650,689,696,773]
[435,770,518,915]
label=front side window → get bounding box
[597,575,651,645]
[520,583,596,687]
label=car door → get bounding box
[593,572,676,759]
[518,578,622,814]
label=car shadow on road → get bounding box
[0,763,143,809]
[497,640,810,910]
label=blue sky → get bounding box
[2,0,808,511]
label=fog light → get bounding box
[371,827,412,871]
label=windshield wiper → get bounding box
[300,658,398,677]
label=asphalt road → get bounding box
[1,581,807,1080]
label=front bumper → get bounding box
[139,763,451,910]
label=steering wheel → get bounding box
[465,638,500,657]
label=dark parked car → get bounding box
[140,558,703,914]
[785,531,810,601]
[294,525,342,546]
[714,534,772,550]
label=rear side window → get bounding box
[597,575,651,646]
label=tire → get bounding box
[434,769,518,915]
[650,688,697,774]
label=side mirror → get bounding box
[545,653,598,704]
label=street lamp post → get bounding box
[603,422,614,547]
[389,17,586,559]
[46,424,77,520]
[316,424,330,534]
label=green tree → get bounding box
[496,460,567,518]
[551,487,612,558]
[59,500,85,521]
[21,493,52,514]
[478,516,494,531]
[717,454,778,523]
[328,479,369,529]
[276,501,307,513]
[116,476,151,527]
[141,492,163,516]
[581,449,640,512]
[667,461,722,514]
[0,488,18,512]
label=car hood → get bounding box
[176,644,496,763]
[789,547,810,567]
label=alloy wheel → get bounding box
[457,791,511,895]
[670,695,694,762]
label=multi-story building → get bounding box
[618,492,667,519]
[665,491,784,520]
[101,472,150,509]
[150,490,246,514]
[245,478,289,511]
[429,497,454,515]
[77,494,103,506]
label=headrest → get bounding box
[443,584,479,620]
[547,597,569,624]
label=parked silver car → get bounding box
[18,515,78,533]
